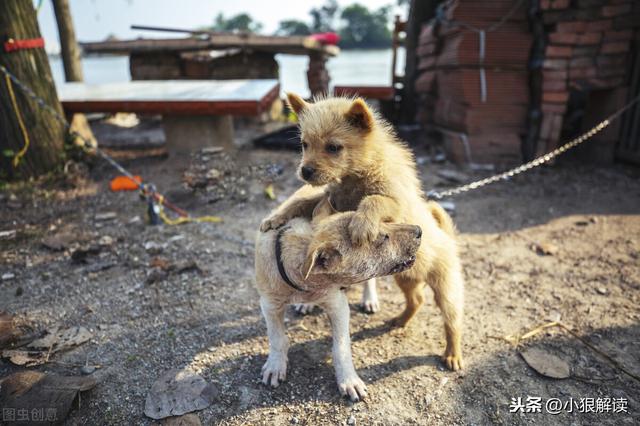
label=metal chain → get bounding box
[0,64,189,219]
[427,92,640,200]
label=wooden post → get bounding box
[52,0,83,81]
[52,0,96,149]
[307,52,330,97]
[399,0,439,124]
[0,0,66,179]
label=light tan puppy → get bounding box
[255,210,421,401]
[261,95,465,370]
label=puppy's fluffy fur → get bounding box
[255,209,421,400]
[261,95,465,371]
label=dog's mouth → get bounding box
[389,256,416,274]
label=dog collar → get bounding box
[275,227,308,292]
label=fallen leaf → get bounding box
[2,326,92,367]
[144,369,218,420]
[520,347,570,379]
[0,371,97,423]
[28,326,92,351]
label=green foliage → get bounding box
[276,19,312,36]
[209,12,263,33]
[274,1,394,49]
[339,4,392,49]
[310,0,339,32]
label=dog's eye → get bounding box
[375,234,389,247]
[301,142,308,150]
[326,144,342,154]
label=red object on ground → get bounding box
[309,32,340,45]
[3,37,45,53]
[110,175,142,192]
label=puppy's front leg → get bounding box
[322,290,367,401]
[260,297,289,387]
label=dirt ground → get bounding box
[1,141,639,425]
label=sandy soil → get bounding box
[1,145,639,425]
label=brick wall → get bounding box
[413,0,640,166]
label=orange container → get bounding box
[110,175,142,192]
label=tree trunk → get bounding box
[52,0,83,81]
[0,0,66,179]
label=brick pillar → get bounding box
[307,52,330,97]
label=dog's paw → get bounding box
[261,355,287,387]
[348,214,378,246]
[443,353,464,371]
[260,214,288,232]
[361,299,379,314]
[337,374,367,402]
[294,303,316,315]
[360,282,379,314]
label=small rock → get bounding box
[347,414,356,425]
[95,212,117,221]
[144,241,165,254]
[596,287,608,295]
[98,235,114,246]
[201,146,224,155]
[81,365,96,375]
[0,229,17,240]
[2,272,15,281]
[291,417,299,424]
[206,168,222,181]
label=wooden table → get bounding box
[58,79,280,152]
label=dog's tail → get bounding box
[427,201,456,236]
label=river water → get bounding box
[49,48,404,97]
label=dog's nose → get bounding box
[301,166,315,180]
[414,226,422,239]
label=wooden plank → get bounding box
[58,80,280,116]
[333,86,395,100]
[81,35,339,56]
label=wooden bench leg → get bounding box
[162,115,234,154]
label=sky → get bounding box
[37,0,404,54]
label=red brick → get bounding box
[543,79,567,91]
[540,0,551,9]
[545,45,573,58]
[543,92,570,103]
[585,20,613,32]
[569,67,597,79]
[600,41,629,54]
[576,32,603,44]
[601,4,632,17]
[556,21,587,33]
[603,30,632,42]
[543,70,568,80]
[543,58,569,69]
[570,57,595,68]
[549,32,578,44]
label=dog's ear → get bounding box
[301,243,342,280]
[286,92,309,116]
[345,98,374,131]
